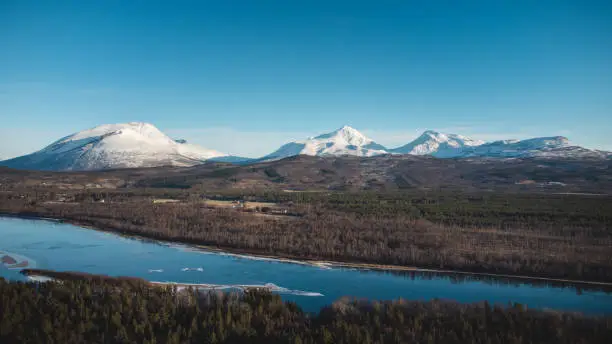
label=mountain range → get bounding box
[0,122,609,171]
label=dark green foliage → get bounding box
[206,167,240,178]
[263,168,281,178]
[0,278,610,344]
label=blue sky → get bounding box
[1,0,611,158]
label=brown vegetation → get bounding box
[1,187,611,283]
[2,154,611,193]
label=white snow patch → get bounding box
[151,281,323,297]
[27,275,56,283]
[1,122,227,171]
[262,125,388,160]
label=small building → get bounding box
[231,200,246,209]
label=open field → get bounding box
[203,199,279,209]
[152,198,181,204]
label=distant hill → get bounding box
[2,155,610,194]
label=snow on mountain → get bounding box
[1,123,608,171]
[0,122,226,171]
[260,127,608,161]
[262,125,388,160]
[460,136,569,157]
[388,132,609,159]
[527,146,612,159]
[459,136,609,158]
[389,130,485,157]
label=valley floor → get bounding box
[1,187,611,284]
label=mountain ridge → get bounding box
[389,130,485,157]
[1,122,609,171]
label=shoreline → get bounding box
[191,244,612,288]
[20,269,324,297]
[2,213,612,289]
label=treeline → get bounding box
[6,187,611,231]
[1,278,610,344]
[1,189,611,282]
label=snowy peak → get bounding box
[1,123,607,171]
[1,122,226,171]
[255,126,603,162]
[263,125,388,160]
[43,122,177,156]
[418,130,485,148]
[388,131,601,159]
[421,130,481,143]
[390,130,485,157]
[313,125,372,146]
[515,136,569,149]
[461,135,577,158]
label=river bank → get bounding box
[3,215,611,315]
[20,268,324,296]
[3,213,612,291]
[4,274,611,344]
[2,187,611,284]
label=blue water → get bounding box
[1,217,611,314]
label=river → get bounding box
[1,217,611,314]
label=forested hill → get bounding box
[1,155,611,193]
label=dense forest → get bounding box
[1,188,611,282]
[1,278,610,344]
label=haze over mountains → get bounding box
[0,122,609,171]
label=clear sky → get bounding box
[1,0,611,158]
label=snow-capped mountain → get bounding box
[459,136,568,157]
[390,132,608,159]
[459,136,609,158]
[262,125,388,160]
[1,123,608,171]
[389,130,485,157]
[0,122,226,171]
